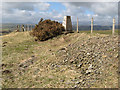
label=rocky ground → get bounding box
[1,32,119,88]
[55,33,119,88]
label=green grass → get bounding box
[1,31,84,88]
[0,28,13,36]
[0,29,10,31]
[78,29,118,35]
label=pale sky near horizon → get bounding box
[1,2,119,25]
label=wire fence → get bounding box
[15,17,117,35]
[73,17,117,35]
[16,24,35,32]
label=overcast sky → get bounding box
[1,2,119,25]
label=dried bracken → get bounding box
[30,19,65,41]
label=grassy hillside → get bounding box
[1,30,118,88]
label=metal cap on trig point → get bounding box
[62,16,72,32]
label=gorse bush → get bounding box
[30,19,65,41]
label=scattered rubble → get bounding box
[56,35,118,88]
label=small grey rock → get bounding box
[76,81,80,84]
[60,80,65,82]
[3,41,7,44]
[74,85,78,88]
[77,63,83,68]
[59,47,66,50]
[49,49,52,51]
[86,70,93,75]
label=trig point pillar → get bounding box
[62,16,72,32]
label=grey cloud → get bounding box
[2,2,34,13]
[2,2,51,23]
[62,2,118,16]
[62,2,118,25]
[2,2,119,25]
[2,2,50,13]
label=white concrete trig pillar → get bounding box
[91,17,93,34]
[112,18,115,35]
[62,16,72,32]
[77,17,79,33]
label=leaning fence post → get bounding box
[112,18,115,35]
[77,17,79,33]
[91,17,93,34]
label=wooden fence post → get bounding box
[91,17,93,34]
[26,25,27,31]
[31,24,32,30]
[28,24,29,31]
[77,17,79,33]
[22,24,25,32]
[112,18,115,35]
